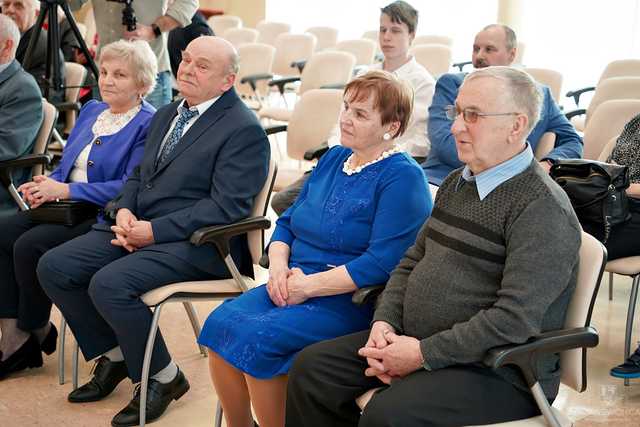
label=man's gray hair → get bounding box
[227,48,239,75]
[0,14,21,59]
[483,23,517,51]
[465,66,542,135]
[99,39,158,96]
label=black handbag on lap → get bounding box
[550,159,631,242]
[27,200,100,226]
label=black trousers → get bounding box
[286,330,541,427]
[37,229,216,382]
[0,211,94,330]
[582,198,640,260]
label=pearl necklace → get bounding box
[342,146,401,176]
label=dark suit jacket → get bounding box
[0,59,43,215]
[167,11,213,78]
[16,25,65,103]
[112,88,270,276]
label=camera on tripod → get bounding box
[107,0,137,31]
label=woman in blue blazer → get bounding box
[0,40,157,379]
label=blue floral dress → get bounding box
[197,146,432,378]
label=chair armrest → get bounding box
[291,60,307,73]
[53,101,81,112]
[452,60,472,72]
[0,153,51,172]
[352,285,385,306]
[564,108,587,121]
[190,216,271,257]
[565,86,596,107]
[303,142,329,161]
[483,326,598,386]
[268,76,301,95]
[319,83,346,90]
[264,124,288,136]
[240,73,274,91]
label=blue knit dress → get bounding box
[197,146,432,378]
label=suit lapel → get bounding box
[151,89,238,177]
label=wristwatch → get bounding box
[151,23,162,38]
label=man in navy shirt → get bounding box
[422,24,582,185]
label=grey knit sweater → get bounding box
[373,161,581,398]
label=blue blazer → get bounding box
[49,100,155,208]
[112,88,270,277]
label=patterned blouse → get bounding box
[610,113,640,183]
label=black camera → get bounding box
[106,0,137,31]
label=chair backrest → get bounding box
[208,15,242,35]
[334,39,376,66]
[583,99,640,160]
[299,51,355,95]
[408,44,451,78]
[248,158,278,263]
[286,89,343,160]
[235,43,276,98]
[34,100,58,176]
[413,34,453,48]
[63,62,87,134]
[599,59,640,83]
[514,41,526,65]
[524,67,563,102]
[361,30,382,57]
[584,77,640,126]
[222,27,259,47]
[305,26,339,51]
[560,231,606,392]
[597,135,619,162]
[256,21,291,47]
[75,22,87,40]
[272,33,316,76]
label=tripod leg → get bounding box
[60,2,99,81]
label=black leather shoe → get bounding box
[111,369,190,427]
[68,356,129,403]
[40,323,58,355]
[0,334,43,380]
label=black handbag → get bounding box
[550,159,631,242]
[27,200,100,226]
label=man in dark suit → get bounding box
[2,0,65,102]
[38,36,270,426]
[0,13,42,217]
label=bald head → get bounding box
[472,24,517,69]
[177,36,239,106]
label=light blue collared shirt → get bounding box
[457,143,534,200]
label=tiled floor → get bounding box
[1,271,640,426]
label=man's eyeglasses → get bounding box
[445,105,519,123]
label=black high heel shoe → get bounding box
[40,323,58,355]
[0,335,43,380]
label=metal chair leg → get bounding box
[58,318,66,385]
[183,302,206,356]
[214,401,223,427]
[72,341,79,390]
[609,271,614,301]
[140,304,164,427]
[624,275,640,386]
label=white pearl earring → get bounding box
[383,133,391,141]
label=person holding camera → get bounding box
[69,0,198,108]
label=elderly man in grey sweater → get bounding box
[285,66,581,427]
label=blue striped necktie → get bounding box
[157,107,199,167]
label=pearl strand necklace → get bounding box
[342,145,401,176]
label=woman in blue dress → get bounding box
[198,70,433,427]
